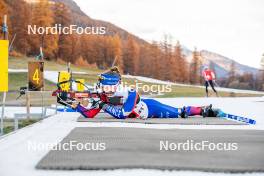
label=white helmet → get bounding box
[203,65,209,70]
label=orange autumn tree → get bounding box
[30,0,58,59]
[189,48,202,84]
[174,41,189,83]
[54,2,72,62]
[123,35,139,75]
[8,0,31,54]
[110,35,123,72]
[159,35,175,81]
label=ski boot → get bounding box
[202,104,215,118]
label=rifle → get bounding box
[52,79,123,107]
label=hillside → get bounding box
[57,0,259,78]
[52,0,147,44]
[183,47,259,78]
[200,50,258,77]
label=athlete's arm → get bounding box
[76,104,101,118]
[101,91,138,119]
[211,71,216,80]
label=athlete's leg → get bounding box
[185,106,203,116]
[205,81,209,97]
[209,80,218,96]
[209,80,217,93]
[142,99,179,118]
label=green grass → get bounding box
[2,118,40,134]
[7,72,56,91]
[155,85,261,98]
[0,73,57,106]
[9,56,101,74]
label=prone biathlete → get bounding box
[71,67,218,119]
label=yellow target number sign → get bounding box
[0,40,9,92]
[76,79,85,91]
[28,61,44,91]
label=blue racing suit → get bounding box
[102,90,180,119]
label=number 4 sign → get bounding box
[28,61,44,91]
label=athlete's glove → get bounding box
[89,98,108,110]
[99,101,108,109]
[99,92,109,103]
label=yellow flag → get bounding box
[0,40,9,92]
[58,71,71,91]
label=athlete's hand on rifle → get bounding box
[98,92,109,103]
[71,102,79,109]
[89,98,107,110]
[96,92,108,109]
[82,92,109,110]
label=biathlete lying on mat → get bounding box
[69,67,223,119]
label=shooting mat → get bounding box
[36,127,264,173]
[77,113,245,125]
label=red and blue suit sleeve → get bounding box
[103,91,138,119]
[76,104,101,118]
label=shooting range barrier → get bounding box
[0,91,57,135]
[36,127,264,172]
[77,114,245,125]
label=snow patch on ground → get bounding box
[8,68,27,72]
[43,71,58,83]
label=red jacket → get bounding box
[203,69,215,81]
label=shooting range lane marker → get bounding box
[28,61,44,91]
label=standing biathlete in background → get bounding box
[70,67,219,119]
[202,66,218,97]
